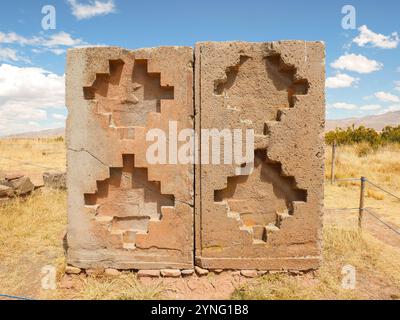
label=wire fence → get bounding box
[326,176,400,235]
[327,142,400,237]
[364,208,400,236]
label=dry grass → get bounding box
[50,273,166,300]
[325,143,400,226]
[233,225,400,300]
[0,189,67,298]
[76,275,165,300]
[0,138,65,186]
[325,143,400,188]
[1,139,400,300]
[0,189,165,300]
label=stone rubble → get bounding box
[43,171,67,189]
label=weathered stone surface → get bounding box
[194,266,209,276]
[66,41,324,272]
[161,269,181,277]
[213,269,224,274]
[0,185,14,198]
[240,270,258,278]
[181,269,195,276]
[43,171,66,189]
[5,173,24,181]
[137,270,161,278]
[65,266,81,274]
[66,46,194,270]
[8,176,35,196]
[195,41,325,271]
[66,47,193,269]
[105,268,120,276]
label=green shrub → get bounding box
[325,125,400,146]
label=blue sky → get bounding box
[0,0,399,135]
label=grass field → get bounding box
[0,138,65,186]
[325,143,400,227]
[0,139,400,300]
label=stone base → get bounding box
[195,256,321,271]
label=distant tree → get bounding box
[325,125,383,145]
[381,125,400,143]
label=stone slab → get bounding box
[66,46,194,270]
[195,41,325,271]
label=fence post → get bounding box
[330,141,336,185]
[358,177,366,230]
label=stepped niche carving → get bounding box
[214,150,307,244]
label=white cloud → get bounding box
[386,105,400,112]
[360,104,382,111]
[0,47,20,62]
[328,102,358,110]
[68,0,116,20]
[363,95,374,101]
[52,113,67,120]
[0,64,65,136]
[50,48,66,55]
[0,104,47,121]
[328,103,382,112]
[325,73,359,89]
[0,64,64,104]
[374,91,399,103]
[353,25,399,49]
[42,31,84,47]
[394,81,400,91]
[0,32,37,46]
[0,31,86,56]
[378,105,400,114]
[331,54,383,74]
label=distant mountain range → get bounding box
[1,111,399,138]
[1,127,65,139]
[326,111,400,132]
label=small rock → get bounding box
[0,180,11,188]
[257,271,267,276]
[240,270,258,278]
[43,171,67,189]
[5,173,24,181]
[0,185,14,198]
[137,270,160,278]
[105,268,120,276]
[181,269,195,276]
[161,269,181,278]
[65,266,81,275]
[194,266,209,276]
[9,177,35,196]
[212,269,224,274]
